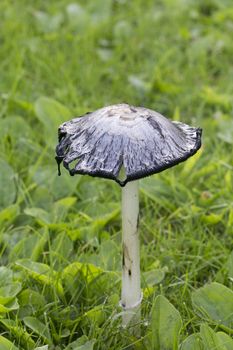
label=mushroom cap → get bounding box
[55,103,202,186]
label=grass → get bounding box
[0,0,233,349]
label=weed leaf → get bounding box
[192,282,233,329]
[151,295,182,350]
[34,97,71,147]
[0,283,21,305]
[24,316,51,343]
[15,259,64,296]
[0,336,19,350]
[179,333,203,350]
[0,159,16,209]
[200,324,226,350]
[216,332,233,350]
[0,319,35,349]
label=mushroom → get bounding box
[55,103,202,328]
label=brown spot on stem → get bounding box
[128,269,132,276]
[123,243,132,265]
[137,214,140,230]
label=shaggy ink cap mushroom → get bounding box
[55,103,202,186]
[55,103,202,329]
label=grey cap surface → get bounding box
[55,104,202,186]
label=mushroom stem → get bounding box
[121,180,141,329]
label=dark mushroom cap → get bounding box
[55,104,202,186]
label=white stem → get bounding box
[121,180,141,328]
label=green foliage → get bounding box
[0,319,35,349]
[15,259,64,297]
[0,0,233,348]
[180,334,203,350]
[151,295,182,350]
[216,332,233,350]
[34,97,72,148]
[23,317,52,344]
[0,336,19,350]
[192,282,233,330]
[64,336,96,350]
[0,159,16,209]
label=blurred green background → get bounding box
[0,0,233,349]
